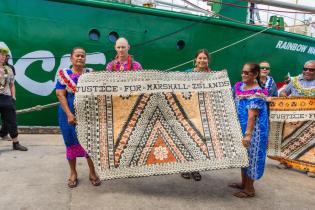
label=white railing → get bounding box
[245,0,315,37]
[102,0,315,37]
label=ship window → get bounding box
[89,29,100,41]
[177,40,185,50]
[108,31,119,43]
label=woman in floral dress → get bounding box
[229,62,268,198]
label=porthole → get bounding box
[177,40,185,50]
[108,31,119,43]
[89,29,100,41]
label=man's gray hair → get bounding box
[304,60,315,66]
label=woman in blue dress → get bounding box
[181,49,211,181]
[229,62,268,198]
[56,47,101,188]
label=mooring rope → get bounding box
[165,27,271,71]
[16,102,60,114]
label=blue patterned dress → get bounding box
[234,82,269,180]
[56,68,91,160]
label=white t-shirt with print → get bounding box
[0,65,14,96]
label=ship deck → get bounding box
[0,134,314,210]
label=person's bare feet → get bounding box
[68,173,78,188]
[89,173,101,186]
[233,190,255,198]
[228,183,244,190]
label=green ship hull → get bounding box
[1,0,314,126]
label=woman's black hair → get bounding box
[71,47,86,57]
[244,62,264,88]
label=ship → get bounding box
[1,0,314,126]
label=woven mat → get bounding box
[75,70,248,180]
[268,97,315,170]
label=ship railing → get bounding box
[246,3,315,37]
[101,0,212,16]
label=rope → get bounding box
[165,27,270,71]
[16,102,59,114]
[182,0,246,24]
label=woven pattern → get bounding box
[268,97,315,168]
[75,71,248,180]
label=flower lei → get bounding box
[292,76,315,96]
[234,81,268,98]
[57,68,92,93]
[113,55,133,71]
[264,76,274,90]
[0,66,9,90]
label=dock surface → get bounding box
[0,135,314,210]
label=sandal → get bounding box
[191,172,201,181]
[228,183,244,190]
[233,191,255,198]
[67,178,78,188]
[181,172,191,179]
[89,176,101,186]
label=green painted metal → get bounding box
[218,0,248,22]
[1,0,315,126]
[210,0,222,13]
[269,16,285,30]
[48,0,315,42]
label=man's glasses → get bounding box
[303,67,315,72]
[260,66,270,70]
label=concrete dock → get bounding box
[0,135,314,210]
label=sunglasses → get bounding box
[241,70,252,76]
[303,67,315,72]
[260,66,270,70]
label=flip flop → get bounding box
[228,183,244,190]
[233,191,255,198]
[191,172,201,181]
[67,178,78,188]
[181,172,191,179]
[89,176,101,186]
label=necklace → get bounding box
[113,55,133,71]
[58,68,92,93]
[234,81,268,99]
[292,76,315,96]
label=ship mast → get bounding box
[247,0,315,13]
